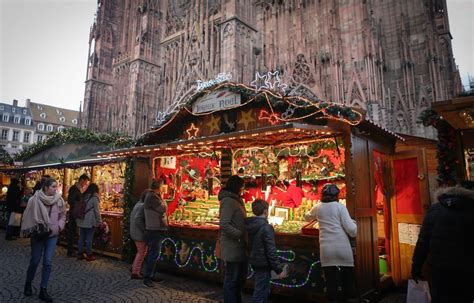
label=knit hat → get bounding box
[321,183,340,202]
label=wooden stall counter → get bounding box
[156,225,323,300]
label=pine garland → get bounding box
[15,127,133,161]
[418,109,457,186]
[121,158,136,262]
[0,147,13,165]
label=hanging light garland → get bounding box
[137,82,363,145]
[153,237,320,288]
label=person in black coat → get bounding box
[246,199,284,303]
[411,181,474,303]
[5,178,21,240]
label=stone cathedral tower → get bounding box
[82,0,461,138]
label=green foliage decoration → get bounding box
[15,127,133,161]
[418,109,457,186]
[0,147,14,165]
[121,158,136,262]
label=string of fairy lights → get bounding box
[139,73,363,143]
[154,237,320,288]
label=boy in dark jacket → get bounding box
[246,199,284,303]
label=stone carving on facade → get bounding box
[82,0,461,138]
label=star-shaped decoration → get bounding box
[250,72,269,92]
[163,246,174,259]
[205,255,214,267]
[264,71,282,90]
[237,109,255,130]
[186,123,200,139]
[206,115,220,133]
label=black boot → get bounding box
[24,282,32,296]
[39,287,53,303]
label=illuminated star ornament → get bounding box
[265,70,288,93]
[205,255,215,267]
[250,72,269,92]
[259,109,280,125]
[186,123,200,139]
[206,115,221,133]
[237,109,255,130]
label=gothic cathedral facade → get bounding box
[82,0,461,138]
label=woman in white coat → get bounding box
[305,183,357,303]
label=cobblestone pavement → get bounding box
[0,230,227,303]
[0,230,407,303]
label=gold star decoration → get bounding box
[237,109,255,130]
[206,115,221,133]
[163,246,174,259]
[186,123,200,139]
[205,255,214,267]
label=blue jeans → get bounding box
[26,236,58,288]
[144,230,163,281]
[223,261,247,303]
[78,227,95,255]
[252,269,271,303]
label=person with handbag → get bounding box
[66,173,90,257]
[5,178,22,240]
[219,175,247,303]
[305,183,357,303]
[21,177,66,303]
[76,183,102,261]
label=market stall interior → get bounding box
[95,77,427,300]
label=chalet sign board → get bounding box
[192,89,241,114]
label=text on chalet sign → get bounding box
[192,90,241,114]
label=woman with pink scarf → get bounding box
[21,177,66,303]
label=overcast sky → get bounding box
[0,0,473,111]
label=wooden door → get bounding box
[389,149,430,284]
